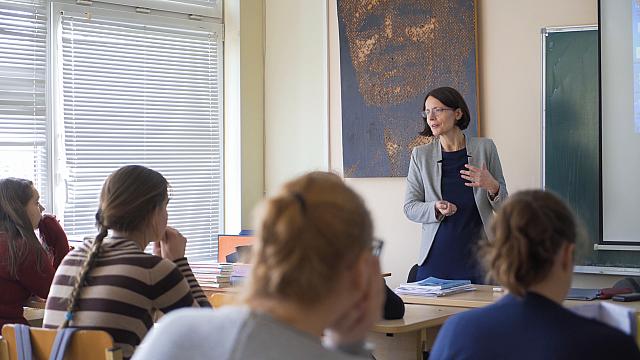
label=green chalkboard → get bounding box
[544,27,639,271]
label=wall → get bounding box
[263,0,329,195]
[326,0,623,288]
[224,0,265,232]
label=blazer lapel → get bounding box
[432,137,443,199]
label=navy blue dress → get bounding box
[416,148,485,284]
[430,292,640,360]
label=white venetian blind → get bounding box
[0,0,48,206]
[60,13,222,260]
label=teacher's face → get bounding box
[424,96,460,137]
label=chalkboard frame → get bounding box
[541,25,640,276]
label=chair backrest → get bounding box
[0,325,122,360]
[208,293,234,309]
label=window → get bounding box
[0,0,49,207]
[53,5,223,260]
[0,0,224,260]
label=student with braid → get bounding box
[0,178,69,327]
[134,171,384,360]
[430,190,640,359]
[43,165,210,359]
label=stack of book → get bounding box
[190,261,234,288]
[395,277,474,297]
[230,263,251,286]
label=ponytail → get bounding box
[59,225,108,329]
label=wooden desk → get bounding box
[369,304,465,360]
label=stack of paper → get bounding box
[394,277,474,297]
[190,261,234,288]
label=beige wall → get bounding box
[224,0,265,231]
[326,0,624,288]
[263,0,329,195]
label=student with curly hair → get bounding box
[430,190,640,359]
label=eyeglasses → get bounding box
[421,107,453,119]
[372,238,384,257]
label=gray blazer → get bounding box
[403,137,508,266]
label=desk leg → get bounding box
[424,325,441,351]
[636,314,640,348]
[369,331,422,360]
[369,327,441,360]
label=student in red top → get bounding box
[0,177,69,327]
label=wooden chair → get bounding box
[0,325,122,360]
[208,293,233,308]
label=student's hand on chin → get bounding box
[159,226,187,261]
[326,255,384,346]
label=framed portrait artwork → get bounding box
[337,0,479,177]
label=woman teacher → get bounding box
[404,87,507,283]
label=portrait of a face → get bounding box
[340,0,474,107]
[338,0,478,177]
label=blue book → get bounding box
[411,277,471,290]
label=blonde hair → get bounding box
[479,190,577,297]
[60,165,168,328]
[246,171,373,305]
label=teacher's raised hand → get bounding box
[460,163,500,195]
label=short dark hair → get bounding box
[420,86,471,137]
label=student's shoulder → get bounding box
[161,306,247,327]
[539,306,640,358]
[567,312,640,355]
[134,307,234,360]
[440,297,516,338]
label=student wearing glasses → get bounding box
[404,86,507,283]
[430,190,640,359]
[133,172,385,360]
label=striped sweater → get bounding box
[43,236,211,358]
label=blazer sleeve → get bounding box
[404,148,441,224]
[38,215,70,269]
[487,139,508,209]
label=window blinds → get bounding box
[59,12,223,260]
[0,0,48,206]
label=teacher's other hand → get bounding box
[435,200,457,217]
[460,163,499,195]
